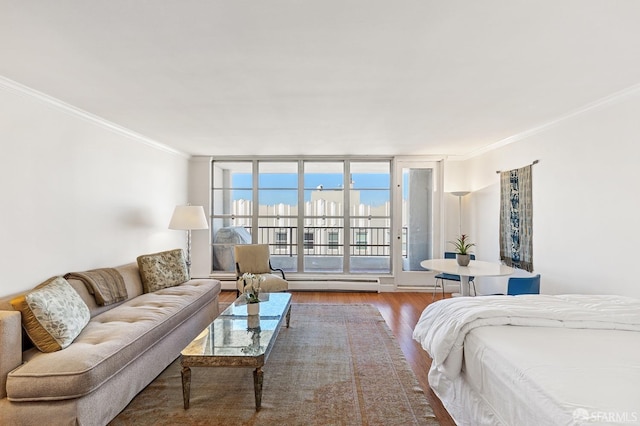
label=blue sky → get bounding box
[232,173,390,206]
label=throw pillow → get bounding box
[10,276,91,353]
[137,248,189,293]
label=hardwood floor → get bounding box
[219,290,456,425]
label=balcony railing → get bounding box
[243,225,408,257]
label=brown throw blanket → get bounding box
[65,268,127,306]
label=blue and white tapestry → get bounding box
[499,165,533,272]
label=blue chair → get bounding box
[432,252,476,300]
[506,274,541,295]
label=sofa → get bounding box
[0,250,221,425]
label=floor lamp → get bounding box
[450,191,470,236]
[169,205,209,274]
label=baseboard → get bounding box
[218,278,453,293]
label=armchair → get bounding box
[234,244,289,296]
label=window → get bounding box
[349,161,391,272]
[211,158,392,275]
[356,230,368,246]
[328,230,339,250]
[276,230,288,246]
[304,231,314,249]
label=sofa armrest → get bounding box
[0,311,22,399]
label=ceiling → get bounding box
[2,1,640,157]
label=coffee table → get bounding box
[180,292,292,411]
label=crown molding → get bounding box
[0,75,190,158]
[448,82,640,162]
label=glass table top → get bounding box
[182,293,292,358]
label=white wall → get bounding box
[445,88,640,297]
[0,83,190,298]
[188,156,213,278]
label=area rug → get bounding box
[110,304,438,425]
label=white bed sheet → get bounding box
[413,295,640,381]
[433,325,640,425]
[413,295,640,425]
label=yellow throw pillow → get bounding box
[11,276,90,353]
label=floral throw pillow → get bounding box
[137,248,190,293]
[11,276,91,353]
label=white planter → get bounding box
[247,302,260,316]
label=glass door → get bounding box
[393,159,442,287]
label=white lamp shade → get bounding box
[168,205,209,230]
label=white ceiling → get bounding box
[2,1,640,157]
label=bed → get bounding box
[412,295,640,425]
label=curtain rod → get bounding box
[496,159,539,174]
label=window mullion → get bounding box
[297,160,305,273]
[343,160,351,273]
[252,160,259,243]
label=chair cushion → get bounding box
[137,249,189,293]
[10,276,91,353]
[237,274,288,293]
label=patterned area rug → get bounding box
[110,304,438,425]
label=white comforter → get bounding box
[412,294,640,379]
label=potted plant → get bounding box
[450,234,475,266]
[242,272,263,315]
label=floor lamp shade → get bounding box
[169,205,208,274]
[450,191,470,198]
[450,191,470,237]
[168,205,209,230]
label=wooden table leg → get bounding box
[253,367,263,410]
[181,365,191,409]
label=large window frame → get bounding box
[211,157,395,276]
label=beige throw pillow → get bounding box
[137,248,190,293]
[11,276,91,353]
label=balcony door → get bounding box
[393,158,443,287]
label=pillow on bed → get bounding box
[10,276,91,353]
[137,248,189,293]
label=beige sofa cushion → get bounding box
[6,279,219,401]
[137,249,189,293]
[10,277,90,353]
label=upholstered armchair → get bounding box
[234,244,289,296]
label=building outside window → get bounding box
[276,230,287,246]
[328,230,340,250]
[355,230,368,252]
[304,231,315,250]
